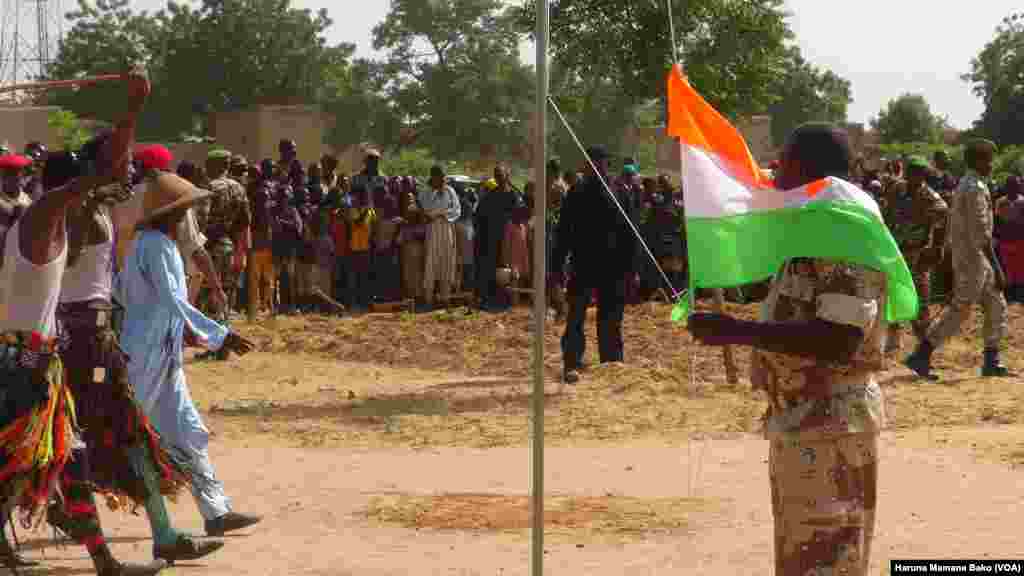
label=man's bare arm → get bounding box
[688,313,865,365]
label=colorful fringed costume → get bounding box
[0,330,76,521]
[56,301,193,511]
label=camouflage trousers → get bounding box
[888,258,934,348]
[927,256,1007,349]
[207,241,235,322]
[769,432,878,575]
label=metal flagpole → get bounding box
[531,0,549,574]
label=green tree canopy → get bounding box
[767,47,852,146]
[870,93,947,144]
[963,12,1024,147]
[518,0,792,120]
[44,0,355,141]
[368,0,534,161]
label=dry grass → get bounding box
[361,492,722,541]
[187,301,1024,457]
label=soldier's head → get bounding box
[176,160,198,183]
[933,150,951,171]
[229,155,248,181]
[429,165,445,190]
[584,146,610,179]
[964,139,996,177]
[905,155,931,191]
[206,149,231,178]
[776,122,851,191]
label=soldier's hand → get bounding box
[223,332,255,356]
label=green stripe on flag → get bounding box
[684,200,918,322]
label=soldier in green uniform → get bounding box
[882,155,947,352]
[195,149,250,359]
[905,139,1011,380]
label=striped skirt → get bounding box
[423,219,456,299]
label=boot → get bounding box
[903,339,939,381]
[981,348,1011,377]
[204,511,262,537]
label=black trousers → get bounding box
[561,273,626,370]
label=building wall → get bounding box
[0,106,63,152]
[208,105,337,170]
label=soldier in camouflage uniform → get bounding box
[690,124,884,575]
[881,156,947,352]
[905,140,1011,380]
[196,149,251,357]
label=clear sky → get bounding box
[126,0,1017,129]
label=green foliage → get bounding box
[963,12,1024,147]
[321,59,403,153]
[44,0,355,141]
[47,109,93,150]
[768,47,852,146]
[876,142,1023,184]
[371,0,534,162]
[519,0,793,120]
[385,148,436,180]
[870,93,947,144]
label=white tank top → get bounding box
[59,212,114,304]
[0,220,66,338]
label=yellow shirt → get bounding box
[348,208,376,252]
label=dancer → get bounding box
[116,171,262,537]
[53,143,225,563]
[0,71,167,576]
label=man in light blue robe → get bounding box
[115,172,262,537]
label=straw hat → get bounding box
[137,172,211,228]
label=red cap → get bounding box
[0,154,31,170]
[135,144,173,171]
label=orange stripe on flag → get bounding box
[666,64,770,190]
[806,179,828,198]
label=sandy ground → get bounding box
[12,429,1022,575]
[9,304,1022,575]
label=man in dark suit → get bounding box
[552,146,636,384]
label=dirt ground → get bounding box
[11,303,1023,575]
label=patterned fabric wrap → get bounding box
[56,305,192,511]
[0,331,76,522]
[199,176,250,244]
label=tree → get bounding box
[44,0,356,141]
[321,59,405,153]
[870,93,946,144]
[372,0,535,161]
[47,110,93,149]
[767,47,852,146]
[518,0,792,120]
[963,12,1024,147]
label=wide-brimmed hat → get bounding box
[137,172,211,228]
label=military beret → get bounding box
[905,155,930,171]
[207,149,232,159]
[0,154,32,170]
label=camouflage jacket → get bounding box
[883,181,948,256]
[751,258,887,441]
[198,176,251,244]
[948,170,994,265]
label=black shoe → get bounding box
[982,348,1012,377]
[0,540,37,568]
[903,340,938,381]
[204,512,262,536]
[563,369,580,385]
[46,503,74,536]
[153,535,224,564]
[98,558,167,576]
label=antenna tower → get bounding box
[0,0,63,102]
